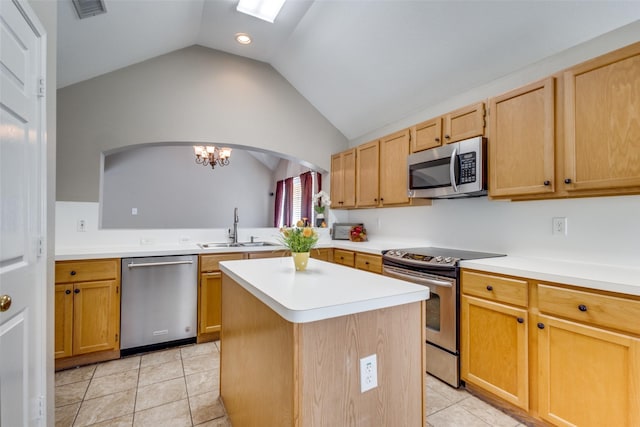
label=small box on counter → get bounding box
[332,223,364,240]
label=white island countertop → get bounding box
[219,257,430,323]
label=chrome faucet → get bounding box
[231,207,239,244]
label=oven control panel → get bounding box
[383,250,459,268]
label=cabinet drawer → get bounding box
[333,249,355,267]
[462,271,528,307]
[538,284,640,335]
[200,253,246,272]
[355,253,382,274]
[55,259,119,283]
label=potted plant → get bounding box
[279,220,319,271]
[312,191,332,227]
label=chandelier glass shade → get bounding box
[193,145,232,169]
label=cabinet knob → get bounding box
[374,198,378,202]
[543,180,550,186]
[578,304,588,312]
[74,288,80,294]
[537,322,545,329]
[517,317,524,324]
[70,270,77,276]
[564,178,572,184]
[486,285,493,291]
[0,295,11,312]
[435,137,440,142]
[65,289,71,295]
[365,261,370,265]
[444,134,451,139]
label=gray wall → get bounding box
[101,145,275,228]
[57,45,347,202]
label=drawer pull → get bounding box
[543,180,550,186]
[578,304,588,312]
[65,289,71,295]
[517,317,524,324]
[70,271,77,276]
[74,289,80,294]
[486,285,493,291]
[537,322,545,329]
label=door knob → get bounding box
[0,295,12,312]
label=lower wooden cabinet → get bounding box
[310,248,333,261]
[354,252,382,274]
[461,295,529,410]
[461,269,640,426]
[55,259,121,368]
[537,315,640,427]
[333,249,355,267]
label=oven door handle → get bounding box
[383,268,453,288]
[449,147,459,193]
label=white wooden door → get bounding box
[0,0,47,425]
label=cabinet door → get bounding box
[333,249,355,267]
[200,272,222,334]
[356,140,380,207]
[411,118,442,152]
[354,253,382,274]
[55,284,74,359]
[489,78,555,198]
[537,314,640,427]
[310,248,333,262]
[461,295,529,410]
[443,102,485,143]
[73,280,119,355]
[342,149,357,208]
[379,129,411,205]
[330,153,345,209]
[564,42,640,193]
[247,251,290,259]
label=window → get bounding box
[275,172,318,228]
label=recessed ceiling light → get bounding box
[236,0,286,23]
[235,33,252,45]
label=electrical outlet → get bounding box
[552,217,568,236]
[131,207,138,215]
[359,354,378,393]
[77,219,86,232]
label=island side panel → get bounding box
[298,301,423,426]
[220,274,296,426]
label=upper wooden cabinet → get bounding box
[330,149,356,209]
[563,42,640,193]
[411,102,485,153]
[379,129,412,205]
[488,77,556,198]
[355,140,380,207]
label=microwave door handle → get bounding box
[449,147,459,192]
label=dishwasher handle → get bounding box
[127,260,194,268]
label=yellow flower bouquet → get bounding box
[279,220,319,253]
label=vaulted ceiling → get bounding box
[57,1,640,140]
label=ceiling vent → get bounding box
[72,0,107,19]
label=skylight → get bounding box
[236,0,286,23]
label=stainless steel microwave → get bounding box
[407,136,487,199]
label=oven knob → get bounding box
[435,256,444,262]
[444,257,453,263]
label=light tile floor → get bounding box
[56,341,523,426]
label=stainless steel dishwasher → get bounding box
[120,255,197,354]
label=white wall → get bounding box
[57,45,347,202]
[101,145,274,228]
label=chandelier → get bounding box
[193,145,232,170]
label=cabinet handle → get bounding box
[374,198,378,202]
[435,137,440,142]
[70,271,77,276]
[537,322,545,329]
[486,285,493,291]
[517,317,524,324]
[74,288,80,294]
[444,134,451,139]
[380,198,384,202]
[543,180,550,186]
[365,261,370,265]
[564,178,572,184]
[578,304,587,312]
[65,289,71,295]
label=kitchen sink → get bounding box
[198,242,280,248]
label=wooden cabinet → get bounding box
[247,250,290,259]
[55,259,120,367]
[333,249,355,267]
[410,102,485,153]
[461,268,640,425]
[488,77,556,198]
[354,252,382,274]
[330,148,356,208]
[310,248,333,262]
[536,283,640,426]
[379,129,411,206]
[563,41,640,194]
[198,253,246,341]
[355,140,380,207]
[460,271,529,410]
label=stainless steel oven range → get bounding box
[382,247,505,388]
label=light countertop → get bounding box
[219,257,430,323]
[461,256,640,296]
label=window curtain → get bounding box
[300,171,313,224]
[274,180,284,228]
[284,177,294,227]
[316,172,322,193]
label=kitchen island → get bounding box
[219,257,430,426]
